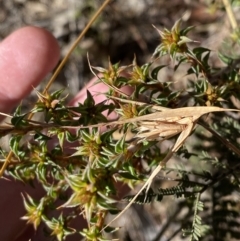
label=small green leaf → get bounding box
[11,114,27,127]
[34,131,52,141]
[151,65,167,80]
[103,226,119,233]
[118,171,139,180]
[57,131,65,149]
[84,90,95,107]
[114,135,126,153]
[218,51,233,65]
[51,88,65,99]
[9,135,24,158]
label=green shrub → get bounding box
[1,1,240,241]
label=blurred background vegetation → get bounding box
[1,0,238,97]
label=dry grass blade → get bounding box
[222,0,238,30]
[63,106,239,129]
[101,105,240,230]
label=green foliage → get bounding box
[182,194,210,241]
[1,16,240,241]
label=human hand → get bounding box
[0,26,113,241]
[0,26,60,241]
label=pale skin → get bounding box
[0,26,115,241]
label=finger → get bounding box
[68,77,111,106]
[0,26,60,114]
[0,26,60,241]
[68,77,131,193]
[69,77,132,120]
[1,180,45,241]
[69,77,132,106]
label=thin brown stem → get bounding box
[222,0,238,30]
[42,0,112,95]
[0,152,13,177]
[0,0,112,178]
[198,120,240,157]
[28,0,112,120]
